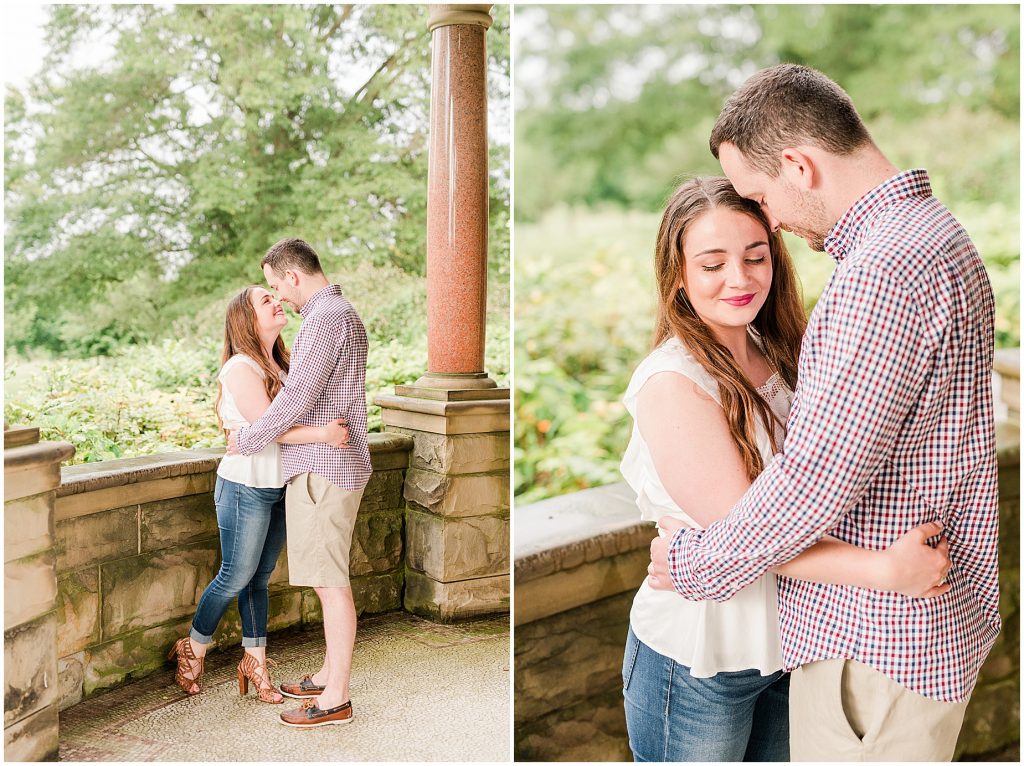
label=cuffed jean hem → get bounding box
[189,627,214,645]
[241,636,268,648]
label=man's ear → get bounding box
[284,269,301,287]
[779,147,817,190]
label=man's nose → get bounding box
[764,209,782,232]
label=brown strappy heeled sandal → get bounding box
[168,637,204,695]
[238,653,283,704]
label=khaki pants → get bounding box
[790,658,970,762]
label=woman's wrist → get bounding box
[869,550,894,591]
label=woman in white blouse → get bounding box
[620,177,950,761]
[168,286,347,703]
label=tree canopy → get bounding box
[515,4,1018,218]
[5,4,510,356]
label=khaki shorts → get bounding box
[285,472,363,588]
[790,658,970,762]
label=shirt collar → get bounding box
[299,284,341,318]
[823,168,933,264]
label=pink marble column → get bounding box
[418,4,495,390]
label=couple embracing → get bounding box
[622,65,1000,761]
[168,238,371,729]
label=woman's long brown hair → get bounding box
[652,176,806,480]
[215,286,290,436]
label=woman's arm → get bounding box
[638,372,949,597]
[223,365,347,447]
[772,529,951,598]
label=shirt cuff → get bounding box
[236,425,256,456]
[666,525,707,601]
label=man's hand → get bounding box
[879,520,952,598]
[648,515,687,591]
[323,418,349,449]
[226,430,240,456]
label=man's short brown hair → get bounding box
[710,64,872,176]
[261,238,325,277]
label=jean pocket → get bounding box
[622,627,642,691]
[214,477,225,505]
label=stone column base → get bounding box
[375,389,509,622]
[405,569,509,622]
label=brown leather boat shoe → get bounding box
[279,674,326,699]
[279,699,354,728]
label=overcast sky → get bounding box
[3,4,47,91]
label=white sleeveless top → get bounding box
[216,354,286,488]
[620,335,793,677]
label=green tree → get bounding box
[515,4,1018,217]
[5,4,510,356]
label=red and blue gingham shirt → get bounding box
[237,285,372,491]
[666,169,1000,702]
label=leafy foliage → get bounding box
[515,4,1018,218]
[5,4,510,356]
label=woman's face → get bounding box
[249,287,287,337]
[680,207,773,333]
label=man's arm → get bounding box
[662,265,935,601]
[236,313,339,455]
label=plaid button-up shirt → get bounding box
[237,284,372,491]
[666,169,1000,702]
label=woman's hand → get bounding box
[322,418,349,449]
[878,521,951,598]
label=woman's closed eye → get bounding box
[701,257,766,273]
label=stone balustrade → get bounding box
[51,433,411,709]
[514,429,1021,761]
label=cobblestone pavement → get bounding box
[59,612,510,761]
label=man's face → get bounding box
[718,142,832,252]
[262,264,302,311]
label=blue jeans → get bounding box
[190,477,286,648]
[623,626,790,762]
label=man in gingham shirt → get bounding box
[648,65,999,761]
[233,238,372,729]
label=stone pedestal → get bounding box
[4,427,74,761]
[376,394,509,621]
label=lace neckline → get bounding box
[755,372,784,401]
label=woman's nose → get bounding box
[726,262,753,287]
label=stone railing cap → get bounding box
[4,439,75,471]
[58,433,413,497]
[515,482,652,584]
[993,347,1020,378]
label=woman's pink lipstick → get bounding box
[722,293,755,307]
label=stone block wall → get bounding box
[53,434,412,708]
[514,431,1021,761]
